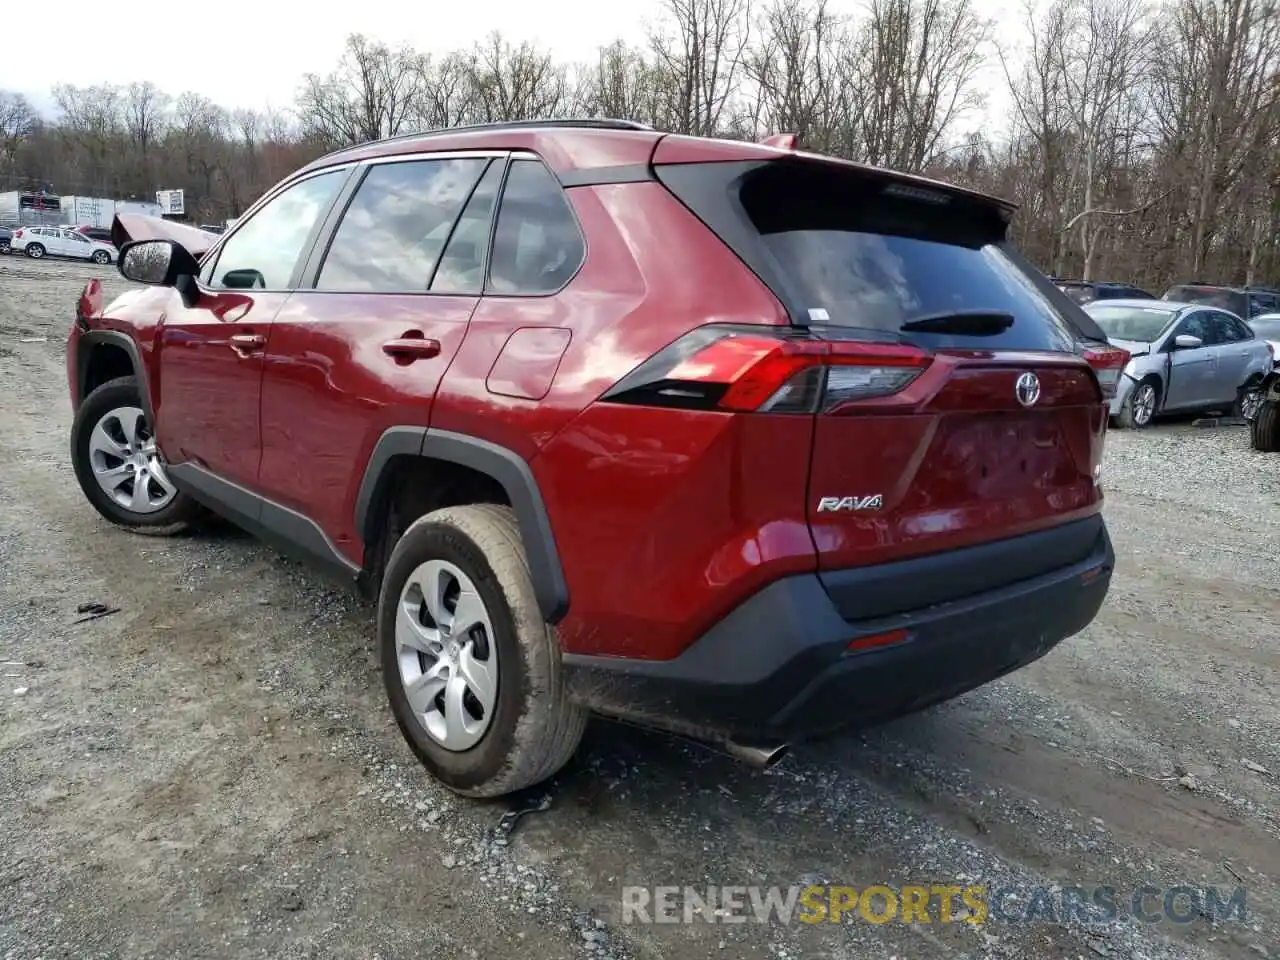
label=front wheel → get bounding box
[25,243,45,259]
[70,376,201,535]
[1117,378,1159,429]
[91,250,111,265]
[378,503,587,798]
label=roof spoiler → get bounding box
[759,133,799,150]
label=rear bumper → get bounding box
[1108,373,1138,417]
[563,518,1114,743]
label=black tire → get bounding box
[1251,400,1280,452]
[70,376,201,535]
[378,503,587,798]
[91,250,111,265]
[25,243,45,259]
[1116,377,1160,429]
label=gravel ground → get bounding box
[1,255,1277,960]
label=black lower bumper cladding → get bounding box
[563,517,1114,744]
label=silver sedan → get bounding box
[1083,298,1273,427]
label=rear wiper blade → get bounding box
[899,310,1015,335]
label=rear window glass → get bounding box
[739,165,1077,352]
[1058,284,1097,304]
[1087,305,1178,342]
[1164,286,1247,317]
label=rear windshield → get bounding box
[1087,304,1178,343]
[735,163,1078,352]
[1164,286,1246,317]
[1058,284,1097,304]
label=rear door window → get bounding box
[430,160,504,295]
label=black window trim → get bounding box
[482,151,589,299]
[296,149,510,295]
[198,164,358,294]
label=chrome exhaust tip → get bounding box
[722,740,790,770]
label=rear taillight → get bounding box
[1081,345,1130,399]
[13,229,23,238]
[600,324,932,414]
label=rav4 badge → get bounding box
[817,495,884,512]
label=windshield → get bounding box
[1087,304,1177,343]
[1249,317,1280,339]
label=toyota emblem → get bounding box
[1015,371,1041,407]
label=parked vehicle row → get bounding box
[1082,299,1272,427]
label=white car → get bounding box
[10,226,116,264]
[1248,314,1280,368]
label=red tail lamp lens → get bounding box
[1081,346,1130,399]
[601,325,932,413]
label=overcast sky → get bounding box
[5,0,1019,133]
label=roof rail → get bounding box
[315,118,656,163]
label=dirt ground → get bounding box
[1,255,1277,960]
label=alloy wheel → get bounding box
[87,406,178,514]
[395,559,499,751]
[1131,384,1156,426]
[1240,388,1263,421]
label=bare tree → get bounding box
[649,0,753,135]
[743,0,839,148]
[296,34,426,147]
[842,0,991,170]
[465,33,571,122]
[0,92,38,179]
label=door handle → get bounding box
[229,333,265,356]
[382,337,442,361]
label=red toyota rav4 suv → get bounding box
[66,119,1116,797]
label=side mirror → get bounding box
[118,239,200,288]
[1173,334,1203,349]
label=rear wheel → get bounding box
[70,376,201,535]
[1117,378,1159,429]
[25,243,44,259]
[1251,400,1280,452]
[378,503,586,797]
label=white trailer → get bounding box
[59,195,114,228]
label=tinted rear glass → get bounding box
[1088,304,1178,342]
[1058,284,1098,304]
[1164,286,1246,317]
[738,164,1077,352]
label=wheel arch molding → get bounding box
[76,330,155,422]
[355,427,570,624]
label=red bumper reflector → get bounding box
[846,628,910,653]
[1080,564,1107,586]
